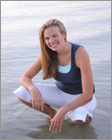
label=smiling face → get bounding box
[44,26,66,52]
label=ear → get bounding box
[63,33,66,41]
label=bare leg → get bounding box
[17,97,56,118]
[73,115,92,126]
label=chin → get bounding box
[52,49,57,52]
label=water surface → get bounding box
[1,1,111,139]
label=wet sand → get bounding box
[27,118,97,139]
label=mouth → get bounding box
[51,43,58,48]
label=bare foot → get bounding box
[48,110,57,120]
[46,111,57,125]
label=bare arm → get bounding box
[19,55,44,111]
[19,55,42,91]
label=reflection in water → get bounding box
[27,118,98,139]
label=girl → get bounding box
[13,19,97,133]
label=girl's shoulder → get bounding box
[75,47,90,68]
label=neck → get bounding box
[57,42,71,56]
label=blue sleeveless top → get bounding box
[55,43,95,95]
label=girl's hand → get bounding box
[31,85,44,111]
[49,107,66,133]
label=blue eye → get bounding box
[45,37,49,40]
[53,35,57,37]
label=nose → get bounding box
[49,37,54,44]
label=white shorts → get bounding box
[13,83,97,122]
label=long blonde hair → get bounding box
[39,19,67,79]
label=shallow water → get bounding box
[1,1,111,139]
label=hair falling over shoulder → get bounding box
[39,19,67,79]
